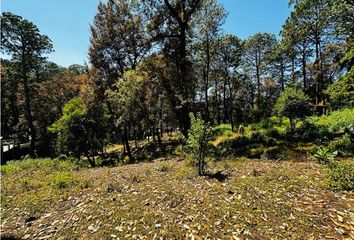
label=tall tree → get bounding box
[1,12,53,157]
[266,41,290,91]
[89,0,152,157]
[192,0,227,120]
[242,33,276,117]
[288,0,333,105]
[216,34,242,128]
[145,0,204,136]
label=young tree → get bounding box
[1,12,53,157]
[187,113,211,176]
[274,87,311,132]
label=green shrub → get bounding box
[326,160,354,191]
[329,134,354,154]
[174,144,189,158]
[211,124,232,137]
[309,108,354,133]
[274,88,311,132]
[312,146,338,164]
[51,172,77,189]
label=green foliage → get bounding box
[174,144,188,158]
[312,146,338,164]
[187,113,211,175]
[49,97,109,167]
[158,162,173,173]
[0,158,81,176]
[211,124,232,137]
[325,42,354,109]
[274,88,311,132]
[329,134,354,154]
[326,160,354,191]
[309,108,354,133]
[51,172,77,189]
[326,68,354,109]
[49,98,87,152]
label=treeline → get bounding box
[1,0,353,161]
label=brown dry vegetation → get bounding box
[1,157,353,239]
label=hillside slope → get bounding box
[1,158,353,239]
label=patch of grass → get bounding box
[157,162,173,172]
[326,160,354,191]
[1,158,352,239]
[0,158,82,176]
[51,172,77,189]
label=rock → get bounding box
[25,215,37,223]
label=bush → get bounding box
[211,124,233,137]
[274,87,311,132]
[51,172,77,189]
[312,146,338,164]
[326,160,354,191]
[49,97,109,167]
[174,144,189,158]
[309,108,354,133]
[329,134,354,155]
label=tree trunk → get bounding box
[228,77,235,131]
[256,52,261,110]
[123,127,132,160]
[204,34,210,120]
[223,75,228,123]
[23,74,36,158]
[301,43,307,90]
[280,61,285,91]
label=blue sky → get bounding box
[1,0,292,67]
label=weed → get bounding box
[312,146,338,164]
[51,172,77,189]
[158,162,173,172]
